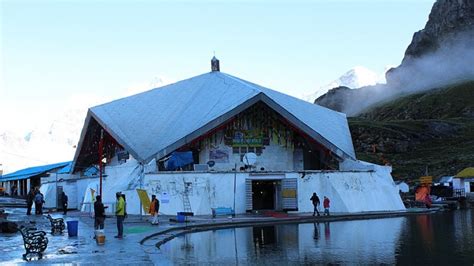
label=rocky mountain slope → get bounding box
[315,0,474,116]
[350,81,474,182]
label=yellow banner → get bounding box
[136,189,151,214]
[90,188,96,202]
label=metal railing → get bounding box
[453,189,466,197]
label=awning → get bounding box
[438,176,454,183]
[0,162,71,182]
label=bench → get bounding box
[46,214,65,234]
[19,226,48,261]
[211,207,235,218]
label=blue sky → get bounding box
[1,0,435,132]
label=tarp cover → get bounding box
[166,151,194,171]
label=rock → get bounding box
[0,221,18,233]
[404,0,474,60]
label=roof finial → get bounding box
[211,54,220,72]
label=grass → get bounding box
[349,80,474,183]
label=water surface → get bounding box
[153,210,474,265]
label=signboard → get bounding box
[282,189,296,198]
[161,192,170,204]
[232,131,263,147]
[136,189,151,214]
[420,176,433,184]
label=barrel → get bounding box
[66,221,78,237]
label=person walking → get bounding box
[26,188,35,215]
[115,192,125,239]
[149,195,160,225]
[34,190,44,215]
[323,196,330,216]
[310,192,320,216]
[61,191,68,215]
[94,195,106,230]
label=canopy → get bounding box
[0,162,71,182]
[455,167,474,178]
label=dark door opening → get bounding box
[252,180,275,210]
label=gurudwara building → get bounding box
[40,58,405,215]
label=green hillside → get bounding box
[349,81,474,183]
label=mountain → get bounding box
[304,66,380,103]
[0,109,85,174]
[350,81,474,181]
[315,0,474,116]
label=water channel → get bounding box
[151,210,474,265]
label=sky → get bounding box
[1,0,436,134]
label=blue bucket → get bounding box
[177,214,185,223]
[67,221,78,237]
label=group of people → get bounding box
[26,188,69,215]
[26,187,45,215]
[91,192,160,240]
[92,192,126,239]
[310,192,330,216]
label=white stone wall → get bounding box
[71,159,405,215]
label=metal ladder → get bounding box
[183,194,192,213]
[183,183,192,213]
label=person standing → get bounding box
[61,192,68,215]
[310,192,320,216]
[26,188,35,215]
[323,196,330,216]
[149,195,160,225]
[115,192,125,239]
[94,195,106,230]
[34,190,44,215]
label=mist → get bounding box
[336,30,474,116]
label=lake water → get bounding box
[154,210,474,265]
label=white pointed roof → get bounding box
[77,71,355,164]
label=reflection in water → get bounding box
[253,226,276,246]
[152,210,474,265]
[324,222,330,241]
[313,223,319,240]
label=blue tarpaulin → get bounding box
[166,152,194,171]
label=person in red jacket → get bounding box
[323,196,330,216]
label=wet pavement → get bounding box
[0,197,436,265]
[1,208,156,264]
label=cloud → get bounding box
[336,30,474,116]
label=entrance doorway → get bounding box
[252,180,277,210]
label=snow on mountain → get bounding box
[1,75,173,174]
[0,108,86,174]
[304,66,381,103]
